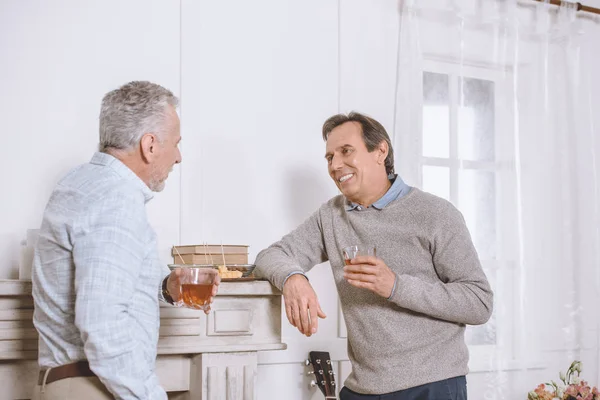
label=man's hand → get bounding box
[167,268,221,315]
[343,255,396,298]
[283,274,326,337]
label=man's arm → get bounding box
[158,263,173,304]
[255,208,328,290]
[73,189,163,399]
[389,202,494,325]
[255,208,328,336]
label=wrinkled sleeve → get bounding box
[255,208,328,291]
[389,203,494,325]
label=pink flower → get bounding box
[578,384,591,397]
[566,385,579,396]
[529,361,599,400]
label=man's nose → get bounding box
[330,154,343,170]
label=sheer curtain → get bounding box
[393,0,600,398]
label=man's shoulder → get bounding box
[55,161,144,205]
[295,195,346,224]
[403,188,464,224]
[320,194,347,213]
[408,188,453,208]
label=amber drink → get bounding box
[342,245,376,264]
[179,267,218,311]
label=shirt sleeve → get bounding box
[72,188,164,399]
[388,202,494,325]
[255,208,327,291]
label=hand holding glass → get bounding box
[179,267,219,311]
[343,245,377,264]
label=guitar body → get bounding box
[306,351,338,400]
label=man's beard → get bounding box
[149,178,166,192]
[148,165,167,192]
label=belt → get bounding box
[38,361,96,386]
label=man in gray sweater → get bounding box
[254,112,493,400]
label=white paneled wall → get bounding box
[0,0,182,274]
[179,0,339,253]
[180,3,345,397]
[2,1,598,399]
[0,0,345,398]
[339,0,400,134]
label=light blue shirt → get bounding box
[32,152,169,400]
[345,174,411,211]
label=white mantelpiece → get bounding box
[0,279,285,400]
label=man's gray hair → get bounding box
[99,81,179,152]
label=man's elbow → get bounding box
[469,292,494,325]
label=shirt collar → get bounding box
[345,174,411,211]
[90,152,154,203]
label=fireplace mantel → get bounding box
[0,279,285,399]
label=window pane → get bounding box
[465,269,497,345]
[423,72,449,158]
[458,169,496,259]
[422,166,449,201]
[458,77,495,162]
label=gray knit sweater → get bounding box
[255,187,493,394]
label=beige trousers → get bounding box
[31,376,114,400]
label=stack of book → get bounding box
[172,244,249,265]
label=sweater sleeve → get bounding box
[254,208,328,291]
[389,202,494,325]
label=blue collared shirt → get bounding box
[345,174,411,211]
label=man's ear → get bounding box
[140,133,158,163]
[377,141,389,165]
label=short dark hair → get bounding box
[322,112,395,175]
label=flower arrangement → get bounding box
[528,361,599,400]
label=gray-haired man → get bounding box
[31,81,218,399]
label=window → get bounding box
[420,62,515,367]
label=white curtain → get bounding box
[393,0,600,398]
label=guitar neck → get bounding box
[307,351,337,400]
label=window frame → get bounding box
[417,59,521,370]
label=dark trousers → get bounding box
[339,376,467,400]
